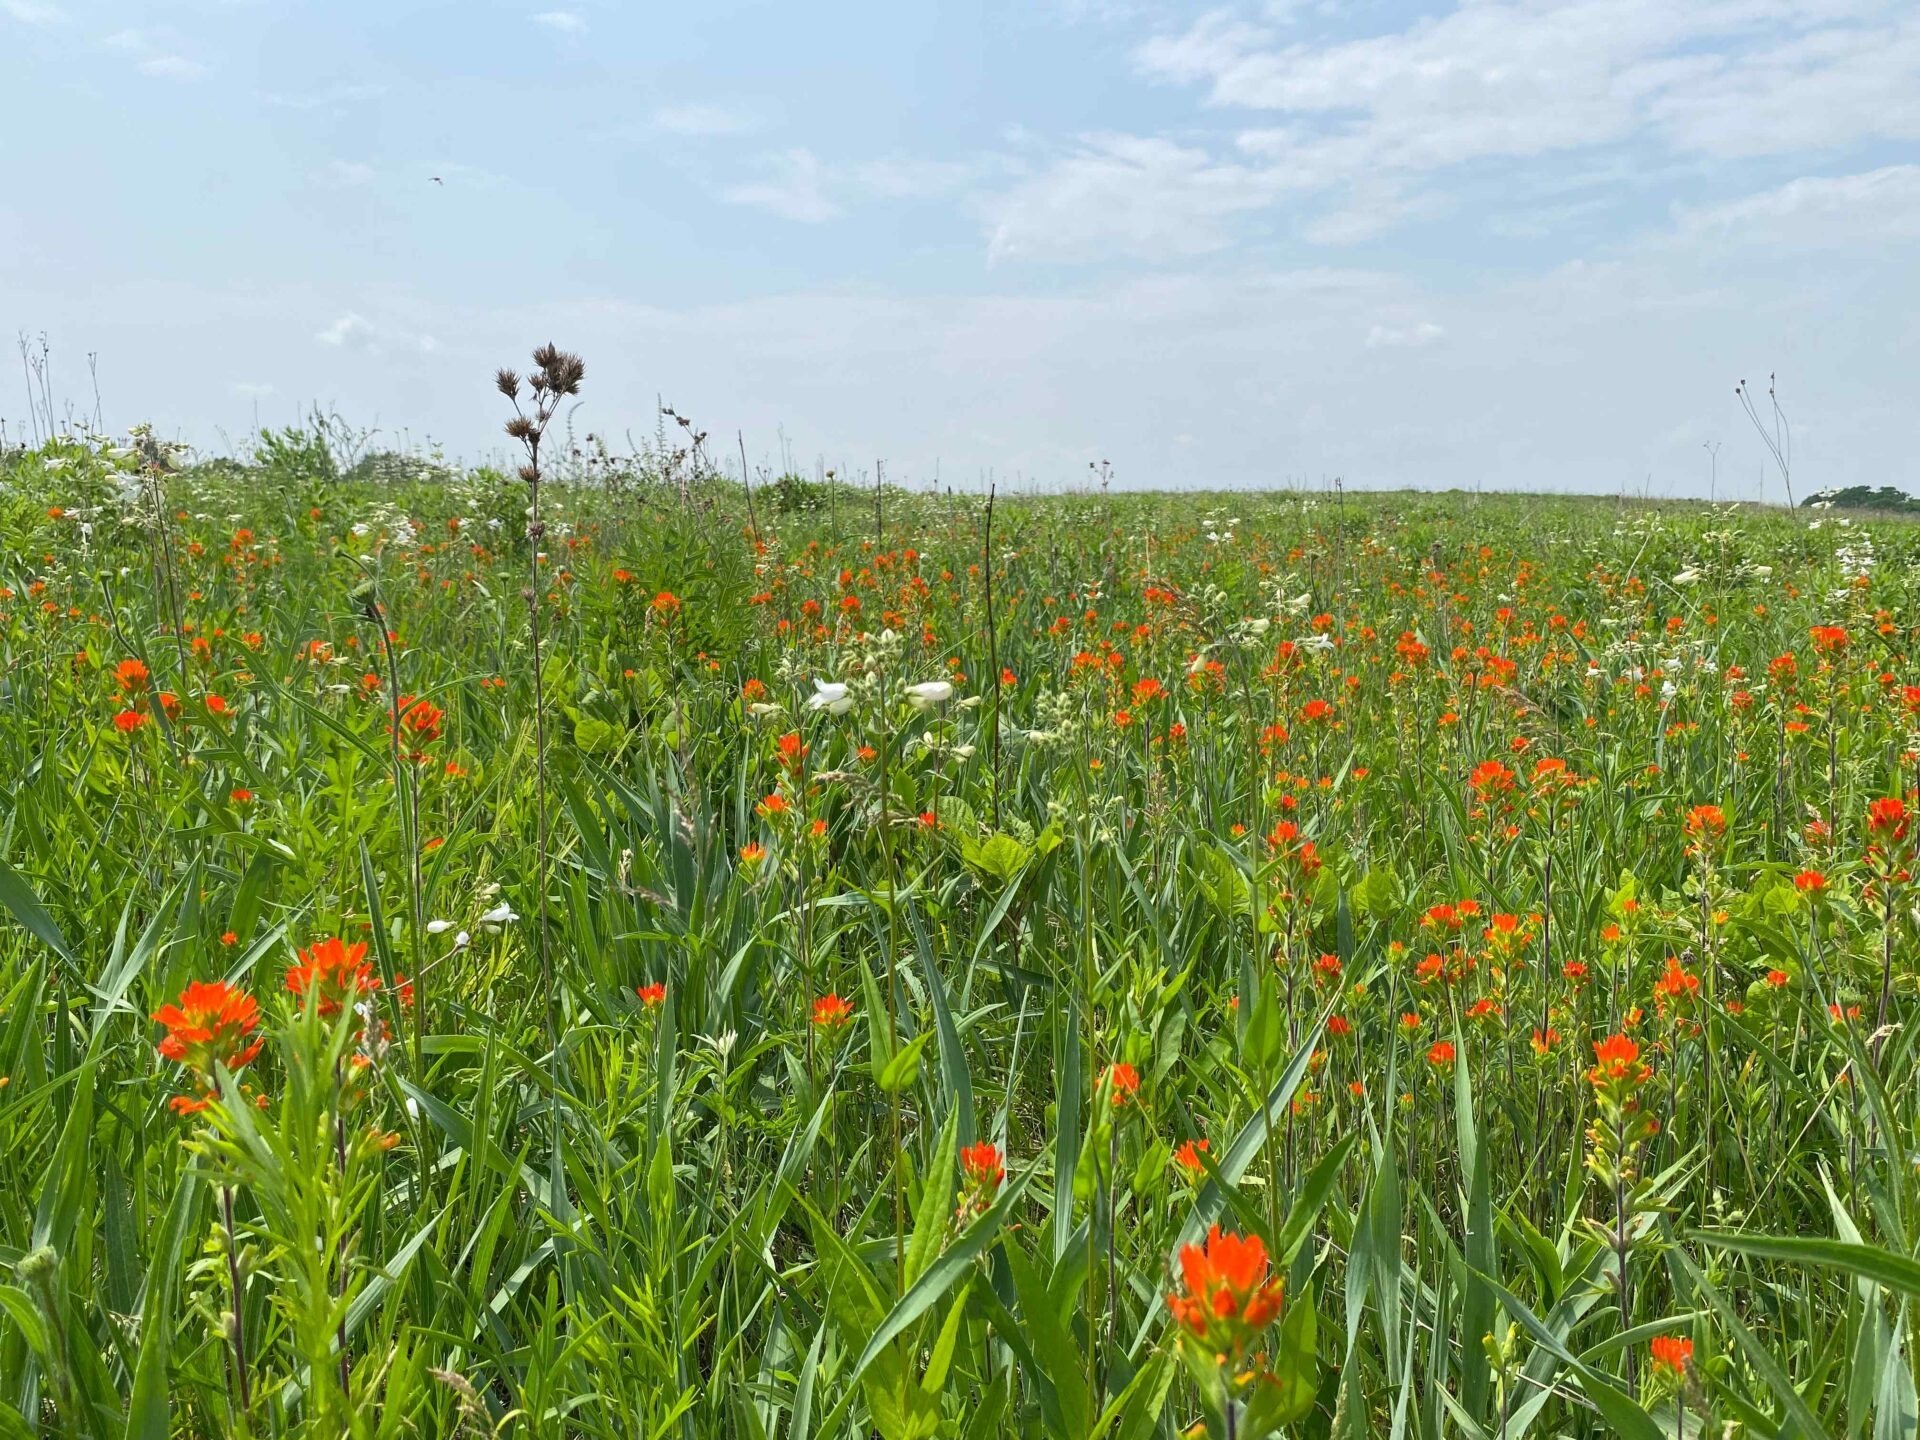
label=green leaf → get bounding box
[847,1164,1035,1394]
[876,1031,933,1093]
[125,1171,204,1440]
[0,855,77,971]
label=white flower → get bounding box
[478,903,519,926]
[808,679,853,715]
[454,930,470,950]
[747,701,785,718]
[1299,633,1335,653]
[426,919,454,935]
[904,679,955,709]
[1672,569,1701,587]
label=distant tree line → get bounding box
[1804,485,1920,513]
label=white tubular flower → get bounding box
[478,903,520,926]
[808,679,853,715]
[1672,569,1701,587]
[426,919,454,935]
[904,679,955,709]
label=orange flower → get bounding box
[1588,1033,1646,1087]
[1173,1137,1211,1178]
[1684,804,1726,838]
[1652,956,1700,1007]
[960,1141,1004,1197]
[1469,759,1516,795]
[1867,797,1909,842]
[1103,1061,1141,1106]
[114,657,150,692]
[636,981,666,1009]
[1426,1040,1456,1067]
[1167,1226,1285,1363]
[811,993,853,1030]
[390,694,445,747]
[1649,1335,1693,1377]
[739,842,767,864]
[152,980,264,1110]
[285,936,381,1015]
[113,710,148,733]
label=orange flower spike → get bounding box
[152,980,264,1107]
[1167,1226,1286,1364]
[285,935,380,1016]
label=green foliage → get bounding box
[1,432,1919,1434]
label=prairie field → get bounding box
[5,407,1920,1439]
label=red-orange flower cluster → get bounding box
[1167,1226,1285,1363]
[152,980,264,1113]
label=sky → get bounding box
[3,0,1918,498]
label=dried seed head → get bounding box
[505,416,536,441]
[496,368,520,398]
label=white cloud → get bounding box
[1038,0,1920,256]
[1670,164,1920,246]
[653,103,755,136]
[316,312,438,356]
[531,10,585,32]
[263,82,388,111]
[1365,321,1445,348]
[105,27,207,79]
[986,134,1282,262]
[717,149,842,223]
[137,54,205,79]
[3,1,64,23]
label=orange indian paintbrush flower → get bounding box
[285,935,385,1016]
[1167,1226,1285,1363]
[152,980,264,1114]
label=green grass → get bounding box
[4,422,1920,1437]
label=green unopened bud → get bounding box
[14,1245,57,1284]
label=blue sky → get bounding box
[4,0,1918,496]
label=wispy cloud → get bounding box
[531,10,585,33]
[952,0,1920,259]
[653,103,756,137]
[316,312,439,355]
[105,27,207,80]
[3,1,64,24]
[1670,164,1920,247]
[263,81,388,111]
[717,149,841,223]
[1365,321,1445,349]
[986,134,1280,263]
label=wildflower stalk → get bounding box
[873,670,907,1294]
[221,1183,254,1423]
[497,347,585,1085]
[358,577,425,1069]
